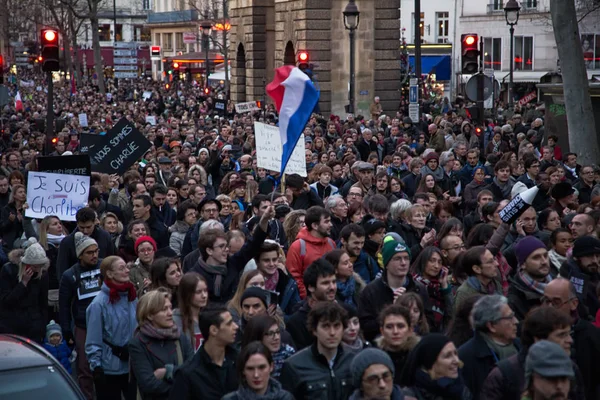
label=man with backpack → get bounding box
[286,206,336,298]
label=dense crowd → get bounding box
[0,72,599,400]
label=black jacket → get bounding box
[279,343,356,400]
[358,272,430,342]
[223,380,294,400]
[356,139,379,162]
[286,300,312,351]
[169,345,238,400]
[290,190,324,210]
[56,226,115,279]
[572,318,600,400]
[559,258,600,320]
[146,214,169,250]
[0,203,24,251]
[506,273,544,322]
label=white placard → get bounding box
[145,116,157,126]
[25,171,90,222]
[78,113,88,127]
[235,101,260,114]
[142,91,152,100]
[409,103,420,123]
[254,122,307,177]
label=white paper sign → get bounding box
[145,116,157,126]
[235,101,260,114]
[142,91,152,100]
[254,122,307,177]
[79,113,88,127]
[25,171,90,222]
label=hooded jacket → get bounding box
[286,227,337,299]
[286,300,312,351]
[456,121,479,150]
[559,258,600,320]
[56,226,115,279]
[375,334,421,386]
[169,220,190,256]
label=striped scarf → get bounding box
[518,270,552,295]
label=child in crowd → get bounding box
[42,320,75,374]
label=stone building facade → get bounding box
[228,0,401,116]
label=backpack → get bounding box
[299,238,336,265]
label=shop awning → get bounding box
[409,55,451,81]
[500,71,550,83]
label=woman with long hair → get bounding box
[150,258,182,309]
[222,342,294,400]
[173,272,208,351]
[219,171,241,195]
[415,173,445,200]
[169,201,197,256]
[1,183,26,251]
[86,256,137,400]
[282,210,306,244]
[100,212,122,248]
[396,292,430,336]
[324,249,365,309]
[241,315,295,378]
[128,289,193,399]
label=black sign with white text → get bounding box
[37,155,91,176]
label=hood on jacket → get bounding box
[169,220,190,234]
[375,333,421,353]
[295,227,331,246]
[461,121,473,134]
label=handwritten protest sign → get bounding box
[87,118,152,175]
[25,171,90,222]
[79,113,88,127]
[254,122,307,177]
[145,116,157,126]
[235,101,260,114]
[38,155,91,176]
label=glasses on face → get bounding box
[138,248,154,254]
[541,296,575,308]
[264,329,281,338]
[204,208,219,214]
[213,243,229,250]
[363,371,393,385]
[349,192,363,198]
[444,244,466,251]
[494,312,516,322]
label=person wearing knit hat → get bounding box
[21,237,50,278]
[75,232,99,259]
[399,333,468,400]
[510,236,552,321]
[349,348,405,400]
[381,239,411,268]
[240,286,270,322]
[524,341,573,400]
[43,320,74,374]
[131,236,158,297]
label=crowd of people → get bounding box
[0,72,599,400]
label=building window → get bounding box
[114,24,123,41]
[135,26,151,42]
[436,12,449,43]
[492,0,503,10]
[154,33,161,46]
[522,0,537,8]
[483,37,502,71]
[176,33,185,51]
[581,34,600,69]
[143,0,151,10]
[514,36,533,71]
[411,12,424,42]
[163,33,173,50]
[98,24,111,41]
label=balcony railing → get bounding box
[147,10,198,24]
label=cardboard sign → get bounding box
[142,91,152,100]
[235,101,260,114]
[25,171,90,221]
[214,99,226,116]
[87,118,152,175]
[254,122,307,177]
[78,113,88,127]
[145,115,157,126]
[37,155,91,176]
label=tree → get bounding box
[550,0,599,164]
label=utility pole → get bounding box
[45,70,54,154]
[113,0,118,88]
[414,0,422,79]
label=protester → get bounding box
[173,272,209,351]
[349,348,405,400]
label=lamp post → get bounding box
[200,19,212,89]
[504,0,520,110]
[343,0,360,115]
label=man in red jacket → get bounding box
[286,206,335,298]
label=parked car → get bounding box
[0,334,85,399]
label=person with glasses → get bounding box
[458,295,519,400]
[325,194,349,242]
[349,348,404,400]
[543,278,600,400]
[347,186,365,208]
[181,198,223,258]
[574,165,596,204]
[129,236,157,298]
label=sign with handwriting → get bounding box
[25,171,90,221]
[254,122,307,177]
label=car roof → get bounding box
[0,335,53,372]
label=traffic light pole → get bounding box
[45,70,54,155]
[348,26,356,115]
[477,40,484,126]
[414,0,422,79]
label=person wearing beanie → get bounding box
[58,231,102,400]
[399,333,470,400]
[349,348,405,400]
[0,237,50,343]
[358,238,430,342]
[128,235,158,298]
[508,236,552,321]
[523,341,573,400]
[43,320,73,374]
[559,235,600,320]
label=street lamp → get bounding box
[200,19,212,89]
[343,0,360,115]
[504,0,520,109]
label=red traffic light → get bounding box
[464,35,476,46]
[173,62,179,69]
[38,56,43,62]
[43,30,57,42]
[298,51,309,62]
[165,83,170,89]
[204,87,210,95]
[51,137,58,144]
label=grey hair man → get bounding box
[326,194,348,241]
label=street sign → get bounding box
[409,103,419,122]
[483,69,495,109]
[409,85,418,104]
[113,49,136,57]
[410,78,418,86]
[114,72,138,79]
[465,74,500,102]
[114,57,138,65]
[183,32,196,43]
[114,65,138,71]
[114,42,137,49]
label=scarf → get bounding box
[518,270,552,295]
[563,164,578,180]
[413,274,445,328]
[414,369,466,400]
[140,321,180,340]
[198,260,227,297]
[46,233,65,247]
[492,138,501,153]
[235,378,288,400]
[466,275,497,295]
[493,176,513,199]
[481,332,518,360]
[548,249,567,276]
[104,279,137,304]
[337,276,357,306]
[264,269,279,292]
[344,337,365,351]
[420,164,444,182]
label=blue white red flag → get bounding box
[266,66,319,175]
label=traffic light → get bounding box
[51,137,59,145]
[41,29,60,72]
[204,87,211,95]
[461,34,479,74]
[173,62,180,81]
[297,51,309,70]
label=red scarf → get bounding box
[104,279,137,304]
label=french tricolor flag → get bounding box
[266,66,319,175]
[14,91,23,112]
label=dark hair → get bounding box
[134,194,152,207]
[303,258,336,297]
[127,180,143,196]
[447,295,481,347]
[149,184,168,197]
[178,272,208,340]
[340,223,365,242]
[176,200,197,221]
[521,307,572,348]
[286,173,304,189]
[241,315,278,349]
[462,245,488,276]
[348,202,366,221]
[324,249,348,273]
[305,206,330,232]
[254,241,281,262]
[538,208,559,230]
[466,223,495,247]
[251,194,270,211]
[564,152,576,161]
[127,219,150,236]
[494,160,511,172]
[396,293,429,335]
[198,305,229,341]
[550,228,571,246]
[410,246,443,276]
[366,194,390,215]
[523,154,539,170]
[436,217,464,242]
[198,228,228,259]
[481,202,499,223]
[88,186,102,202]
[236,341,273,383]
[377,304,412,328]
[76,207,97,224]
[434,200,454,218]
[307,302,348,332]
[412,193,431,203]
[150,257,181,289]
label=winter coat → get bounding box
[352,250,380,284]
[43,340,73,373]
[375,335,420,386]
[280,343,356,400]
[0,249,48,341]
[153,202,176,228]
[453,277,502,315]
[359,272,430,342]
[286,300,312,351]
[274,271,301,317]
[402,173,420,199]
[56,226,115,279]
[560,257,600,320]
[309,182,339,200]
[402,385,472,400]
[85,283,137,375]
[169,345,239,400]
[222,379,294,400]
[356,138,379,162]
[0,203,24,251]
[463,180,487,212]
[146,214,169,250]
[191,225,268,304]
[169,221,190,256]
[129,258,152,298]
[286,228,337,298]
[129,330,194,400]
[572,318,600,400]
[506,273,544,322]
[290,189,324,210]
[58,260,103,337]
[335,273,366,307]
[172,309,202,352]
[349,385,406,400]
[428,132,446,153]
[108,188,130,210]
[456,122,479,150]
